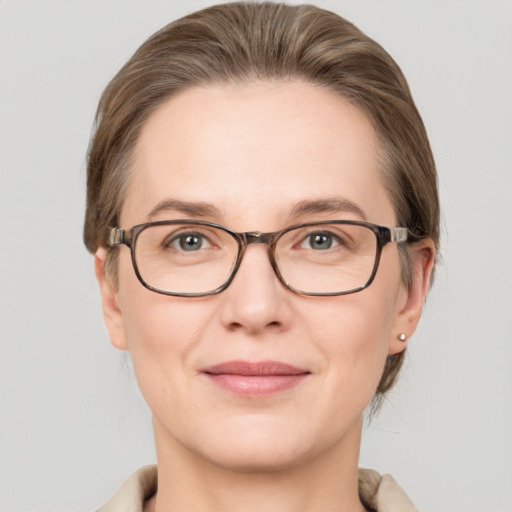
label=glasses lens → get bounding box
[274,223,378,294]
[134,223,239,295]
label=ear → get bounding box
[389,239,435,355]
[94,246,129,351]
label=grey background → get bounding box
[1,1,511,511]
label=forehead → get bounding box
[122,80,394,228]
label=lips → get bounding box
[202,360,310,397]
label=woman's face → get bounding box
[96,81,431,471]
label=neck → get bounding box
[149,417,366,512]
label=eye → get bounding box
[165,231,213,251]
[300,231,340,251]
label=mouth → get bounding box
[201,360,310,397]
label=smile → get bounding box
[201,360,310,397]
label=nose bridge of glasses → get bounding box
[242,231,274,246]
[229,231,282,294]
[236,231,279,276]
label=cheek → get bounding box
[117,249,204,339]
[115,256,205,396]
[300,278,400,405]
[117,293,219,445]
[312,298,391,371]
[119,294,206,370]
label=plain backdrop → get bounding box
[1,1,511,511]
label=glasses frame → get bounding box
[108,219,412,297]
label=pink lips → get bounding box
[202,361,310,397]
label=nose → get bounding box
[218,244,292,335]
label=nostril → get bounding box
[227,322,243,332]
[226,319,282,333]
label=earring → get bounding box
[397,333,408,342]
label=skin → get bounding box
[95,80,434,512]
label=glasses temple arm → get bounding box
[108,227,126,247]
[390,227,409,243]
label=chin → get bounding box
[185,417,324,473]
[201,440,310,474]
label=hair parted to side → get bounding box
[84,1,439,401]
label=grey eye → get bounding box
[304,232,336,250]
[179,234,204,251]
[164,232,213,251]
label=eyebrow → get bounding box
[147,199,221,220]
[146,197,367,223]
[289,198,367,221]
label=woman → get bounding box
[85,3,438,511]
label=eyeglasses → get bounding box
[108,220,412,297]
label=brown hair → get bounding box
[84,2,439,399]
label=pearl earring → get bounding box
[397,333,408,342]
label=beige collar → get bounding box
[97,465,418,512]
[358,468,419,512]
